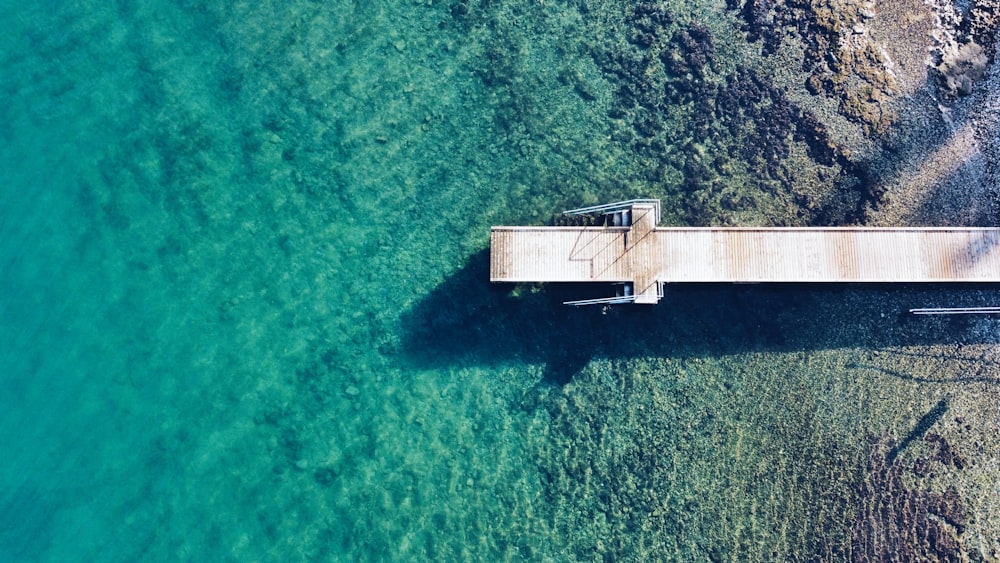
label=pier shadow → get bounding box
[961,229,1000,270]
[401,250,1000,385]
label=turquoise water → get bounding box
[2,1,996,560]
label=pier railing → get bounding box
[909,307,1000,315]
[563,199,661,220]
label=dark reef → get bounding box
[594,2,873,225]
[726,0,899,135]
[728,0,1000,103]
[852,434,970,561]
[966,0,1000,62]
[934,0,1000,97]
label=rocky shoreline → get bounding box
[724,0,1000,227]
[700,3,1000,559]
[581,0,1000,559]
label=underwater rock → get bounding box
[726,0,900,136]
[662,26,715,82]
[925,432,967,470]
[934,35,992,97]
[313,466,337,486]
[966,0,1000,59]
[598,4,871,225]
[926,0,1000,97]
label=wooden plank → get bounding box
[629,204,660,303]
[489,227,631,282]
[651,228,1000,283]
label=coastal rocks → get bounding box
[936,41,989,96]
[851,434,969,560]
[727,0,901,136]
[930,0,1000,97]
[630,2,674,48]
[725,0,783,54]
[599,4,867,225]
[967,0,1000,57]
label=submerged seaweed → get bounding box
[852,434,969,561]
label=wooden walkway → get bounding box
[490,202,1000,304]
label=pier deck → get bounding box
[490,202,1000,304]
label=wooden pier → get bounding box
[490,200,1000,305]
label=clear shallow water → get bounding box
[1,0,994,560]
[0,2,577,559]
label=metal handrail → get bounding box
[562,199,660,216]
[563,295,638,306]
[910,307,1000,315]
